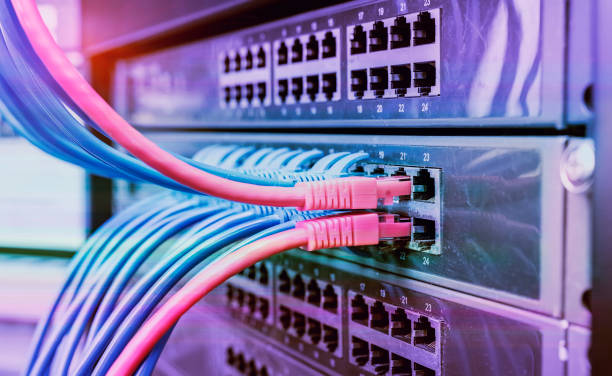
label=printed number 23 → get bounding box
[423,152,430,162]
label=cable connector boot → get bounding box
[296,213,411,251]
[296,176,411,210]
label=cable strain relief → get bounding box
[295,213,380,251]
[296,177,378,210]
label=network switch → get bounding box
[112,0,566,128]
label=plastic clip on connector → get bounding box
[297,176,412,210]
[296,212,411,251]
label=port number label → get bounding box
[311,21,317,31]
[380,289,387,298]
[424,0,431,7]
[398,103,405,113]
[421,102,429,112]
[330,273,336,282]
[425,302,432,312]
[358,11,365,20]
[401,296,408,305]
[378,7,385,16]
[377,104,383,113]
[400,2,407,12]
[328,18,334,27]
[378,151,385,159]
[327,105,333,115]
[357,104,363,113]
[423,152,430,162]
[359,282,366,291]
[399,152,407,161]
[314,267,319,276]
[422,256,430,266]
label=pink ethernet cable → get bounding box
[107,213,411,375]
[11,0,411,210]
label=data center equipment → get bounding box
[0,0,595,375]
[89,0,593,375]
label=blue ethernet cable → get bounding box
[23,193,176,375]
[27,199,202,375]
[133,221,299,376]
[55,205,224,376]
[77,209,257,361]
[79,214,282,376]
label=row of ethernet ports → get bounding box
[276,31,337,65]
[350,11,436,55]
[350,293,438,353]
[351,336,436,376]
[277,269,339,314]
[223,46,267,73]
[276,73,338,104]
[223,82,268,106]
[278,305,339,354]
[226,346,270,376]
[350,62,436,99]
[226,284,270,321]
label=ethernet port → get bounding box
[322,284,338,313]
[370,301,389,334]
[234,53,241,71]
[413,62,436,95]
[258,263,269,285]
[391,64,411,96]
[279,305,291,329]
[223,55,231,73]
[291,77,304,102]
[277,42,288,65]
[351,294,369,324]
[246,360,257,376]
[246,292,257,314]
[245,50,254,70]
[256,82,267,103]
[256,46,266,68]
[369,21,388,52]
[322,31,336,58]
[414,316,436,352]
[278,269,291,293]
[245,84,254,104]
[413,11,435,45]
[370,67,388,97]
[291,38,303,63]
[293,312,306,337]
[413,169,435,201]
[322,73,337,100]
[306,35,318,61]
[391,353,412,375]
[306,75,319,102]
[226,347,235,365]
[351,69,367,98]
[291,273,305,300]
[260,365,269,376]
[307,318,322,344]
[258,297,269,319]
[306,278,321,306]
[391,308,411,340]
[323,325,339,353]
[236,288,245,307]
[236,353,246,372]
[390,16,411,49]
[412,218,436,243]
[371,344,390,375]
[277,79,289,103]
[234,85,243,103]
[414,363,435,376]
[351,337,369,366]
[225,284,234,303]
[351,25,367,54]
[224,86,232,104]
[246,265,256,280]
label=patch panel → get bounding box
[347,9,440,100]
[219,43,272,108]
[274,28,341,104]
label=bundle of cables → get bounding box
[0,0,416,374]
[1,0,410,210]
